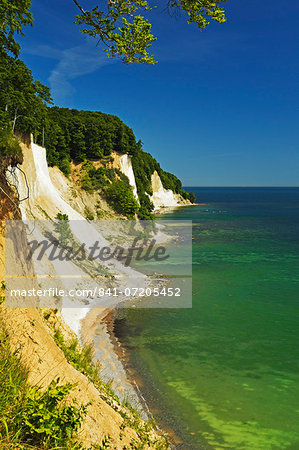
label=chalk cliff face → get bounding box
[13,141,84,221]
[9,139,145,317]
[111,152,139,202]
[112,155,190,211]
[149,170,188,211]
[119,154,139,201]
[150,170,180,209]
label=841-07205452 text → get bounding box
[8,287,182,298]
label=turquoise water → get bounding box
[115,188,299,449]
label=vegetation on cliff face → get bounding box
[105,180,139,218]
[130,148,196,214]
[78,160,139,218]
[0,325,87,449]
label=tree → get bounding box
[54,213,73,246]
[0,0,33,57]
[0,53,52,133]
[70,120,87,161]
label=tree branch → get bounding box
[72,0,86,15]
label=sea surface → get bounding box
[114,187,299,449]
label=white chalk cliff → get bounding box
[118,154,139,201]
[149,170,184,211]
[112,152,139,202]
[112,154,189,211]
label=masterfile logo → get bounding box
[5,219,192,309]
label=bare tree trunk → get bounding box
[12,108,18,133]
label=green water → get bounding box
[115,188,299,449]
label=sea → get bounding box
[114,187,299,449]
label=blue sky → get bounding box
[19,0,299,186]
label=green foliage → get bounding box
[81,166,111,192]
[53,329,102,387]
[179,189,196,203]
[130,148,183,217]
[93,435,112,449]
[80,162,131,196]
[168,0,227,29]
[0,0,33,57]
[73,0,227,64]
[159,170,182,193]
[75,1,156,64]
[59,157,71,176]
[84,207,95,221]
[0,326,87,448]
[105,180,139,218]
[38,107,139,165]
[21,380,87,448]
[0,129,22,162]
[54,213,73,246]
[0,52,52,133]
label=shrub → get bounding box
[84,207,95,221]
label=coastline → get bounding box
[80,305,185,448]
[154,202,199,215]
[80,307,145,413]
[78,219,194,448]
[111,310,188,448]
